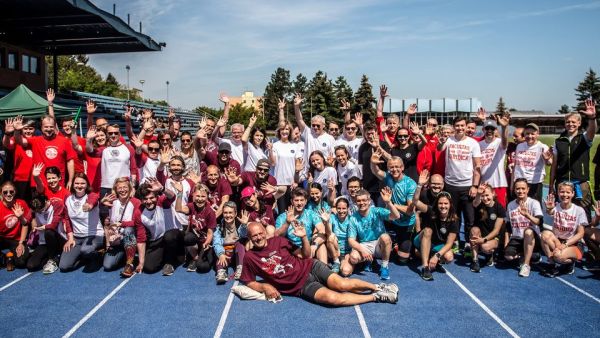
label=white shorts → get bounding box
[359,240,384,259]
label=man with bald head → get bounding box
[240,222,398,306]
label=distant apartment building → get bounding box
[229,91,263,112]
[0,42,46,92]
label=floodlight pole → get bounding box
[126,65,130,100]
[166,81,170,105]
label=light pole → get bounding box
[166,81,170,105]
[139,80,145,99]
[125,65,130,100]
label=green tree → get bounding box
[574,68,600,113]
[292,73,308,96]
[353,74,375,120]
[228,104,265,129]
[307,71,338,123]
[262,67,292,129]
[333,76,353,116]
[496,97,507,114]
[558,104,571,114]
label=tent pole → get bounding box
[53,53,58,92]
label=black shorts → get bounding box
[505,229,542,258]
[299,259,333,302]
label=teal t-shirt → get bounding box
[383,172,416,227]
[331,214,351,254]
[275,209,322,246]
[348,207,390,242]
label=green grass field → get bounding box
[538,135,599,188]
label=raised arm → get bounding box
[241,114,257,145]
[408,169,430,214]
[293,93,307,132]
[277,98,287,128]
[369,147,387,181]
[582,98,597,141]
[86,100,96,130]
[124,106,135,140]
[46,88,55,119]
[409,121,427,151]
[377,85,387,119]
[217,93,230,137]
[403,103,417,130]
[381,187,401,221]
[12,116,28,148]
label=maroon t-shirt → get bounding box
[203,177,232,210]
[244,203,275,227]
[240,172,277,206]
[186,202,216,241]
[240,236,313,296]
[203,152,241,179]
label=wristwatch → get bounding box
[435,252,441,259]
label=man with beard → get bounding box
[95,125,137,197]
[225,159,280,207]
[203,165,232,219]
[202,143,241,179]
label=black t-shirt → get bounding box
[474,202,506,236]
[422,206,459,245]
[391,143,420,182]
[358,142,391,193]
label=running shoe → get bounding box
[216,269,228,285]
[379,266,390,280]
[452,241,460,254]
[187,259,198,272]
[121,264,135,278]
[518,263,531,277]
[485,254,495,267]
[542,264,559,278]
[559,261,575,275]
[463,243,472,259]
[470,260,481,273]
[234,265,243,280]
[582,260,600,271]
[420,266,433,281]
[377,283,399,294]
[162,263,175,276]
[331,261,341,273]
[373,288,398,304]
[43,259,58,275]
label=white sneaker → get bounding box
[43,259,58,274]
[234,265,243,280]
[519,263,531,277]
[216,269,228,285]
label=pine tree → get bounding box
[333,76,354,116]
[574,68,600,113]
[558,104,571,114]
[262,67,292,129]
[307,71,338,123]
[292,73,308,96]
[496,97,507,114]
[353,74,376,120]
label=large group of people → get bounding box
[0,85,599,307]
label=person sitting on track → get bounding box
[340,187,401,280]
[213,202,249,284]
[0,181,31,271]
[317,197,352,273]
[240,222,399,306]
[469,183,506,272]
[583,201,600,271]
[410,170,458,281]
[504,178,544,278]
[541,182,587,277]
[27,194,67,274]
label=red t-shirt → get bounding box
[245,203,275,227]
[240,236,313,296]
[204,152,241,178]
[0,200,32,240]
[204,177,232,210]
[375,116,400,148]
[6,138,33,182]
[27,135,77,187]
[44,185,71,203]
[85,150,102,192]
[187,202,217,241]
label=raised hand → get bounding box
[327,178,335,192]
[340,99,351,112]
[307,172,313,184]
[168,108,175,120]
[370,147,384,165]
[409,121,422,135]
[261,182,277,196]
[237,209,250,225]
[219,92,230,105]
[496,112,510,127]
[353,112,363,126]
[293,93,304,107]
[379,85,388,99]
[86,126,97,140]
[418,169,430,186]
[124,106,133,121]
[216,116,228,128]
[592,200,600,216]
[224,166,240,183]
[13,116,23,131]
[278,98,286,110]
[171,180,183,193]
[477,182,488,195]
[542,146,553,161]
[86,100,97,114]
[518,200,530,217]
[4,117,14,133]
[380,186,393,203]
[544,193,555,210]
[32,163,45,177]
[291,221,307,238]
[46,88,55,103]
[12,203,24,218]
[406,103,418,116]
[286,205,297,224]
[248,114,258,126]
[581,98,597,118]
[159,149,171,164]
[187,171,201,184]
[146,177,164,193]
[141,109,153,121]
[198,116,207,129]
[131,135,144,149]
[477,107,486,121]
[317,208,330,223]
[295,157,305,173]
[326,155,335,167]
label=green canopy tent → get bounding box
[0,84,75,119]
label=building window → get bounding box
[30,56,39,74]
[8,52,16,70]
[22,54,30,72]
[0,48,4,68]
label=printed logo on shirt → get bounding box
[322,178,327,184]
[291,149,295,153]
[110,149,120,157]
[73,200,81,209]
[405,153,412,159]
[322,142,327,147]
[25,150,33,158]
[260,254,293,275]
[4,215,18,229]
[45,146,58,160]
[490,213,497,221]
[344,174,348,178]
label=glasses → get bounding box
[2,190,15,196]
[144,128,153,133]
[345,127,357,131]
[148,147,160,152]
[428,124,438,127]
[311,124,323,128]
[397,135,409,139]
[161,138,171,142]
[181,139,192,143]
[484,127,495,131]
[256,167,269,172]
[107,132,119,136]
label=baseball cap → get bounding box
[241,186,255,200]
[256,159,271,169]
[218,142,231,153]
[483,120,497,129]
[525,123,540,132]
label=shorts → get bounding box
[505,229,542,258]
[299,259,334,302]
[360,240,384,259]
[412,232,444,253]
[559,239,584,261]
[395,226,415,254]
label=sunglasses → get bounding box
[2,190,15,196]
[345,127,357,131]
[397,135,409,139]
[181,139,192,143]
[311,124,322,128]
[148,147,160,152]
[107,132,119,136]
[144,128,153,133]
[256,167,269,172]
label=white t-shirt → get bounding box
[301,128,335,159]
[513,141,549,184]
[313,166,338,198]
[101,144,134,188]
[337,160,362,196]
[35,204,66,244]
[218,138,244,168]
[65,194,103,238]
[479,138,508,188]
[272,141,302,185]
[505,197,543,239]
[335,136,364,161]
[108,199,136,225]
[243,142,268,172]
[140,157,160,184]
[166,178,193,229]
[141,205,171,241]
[552,203,588,240]
[444,136,481,187]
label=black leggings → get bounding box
[184,231,216,273]
[445,184,475,241]
[143,237,165,273]
[26,229,64,271]
[163,229,184,266]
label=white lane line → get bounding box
[0,272,32,292]
[354,305,372,338]
[445,270,520,338]
[214,281,239,338]
[62,275,136,338]
[556,277,600,304]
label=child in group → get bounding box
[213,201,249,284]
[541,182,587,277]
[317,197,352,273]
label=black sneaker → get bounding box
[420,267,433,281]
[542,264,559,278]
[162,263,175,276]
[559,261,575,275]
[582,260,600,272]
[470,260,481,273]
[187,259,198,272]
[485,254,495,267]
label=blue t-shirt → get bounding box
[384,173,416,227]
[275,209,322,246]
[305,200,331,213]
[331,214,351,254]
[348,207,390,242]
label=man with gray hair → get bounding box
[293,93,336,158]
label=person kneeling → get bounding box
[241,222,398,306]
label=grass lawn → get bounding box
[538,135,599,188]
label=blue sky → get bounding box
[89,0,600,113]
